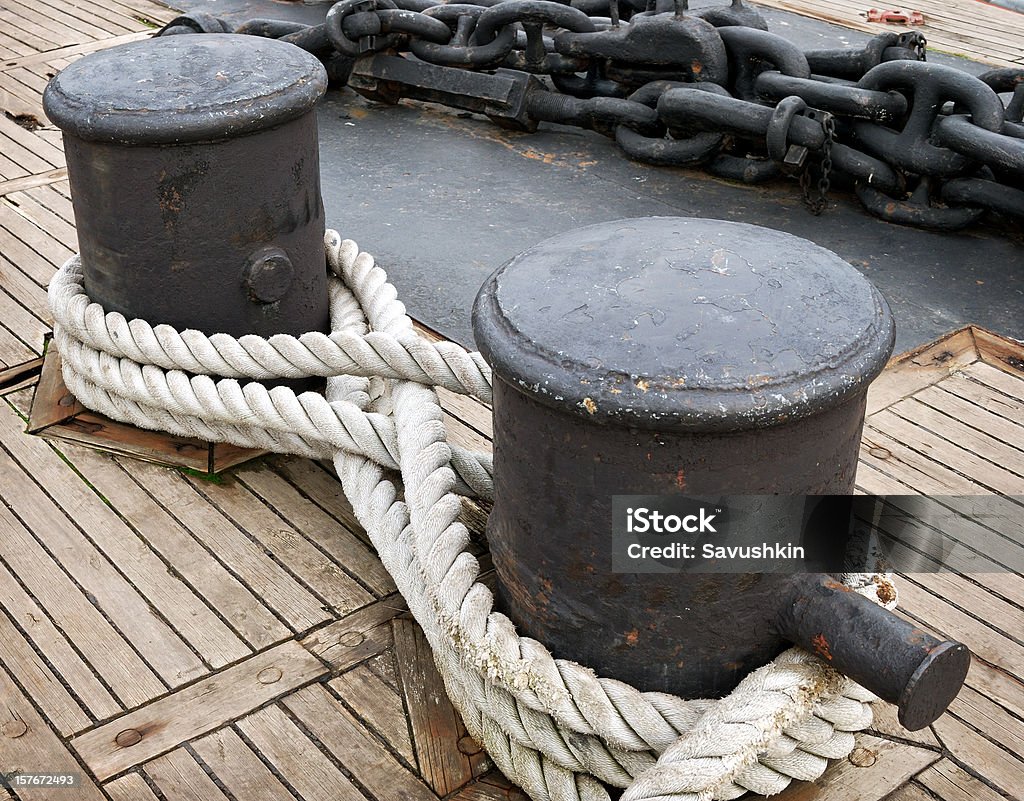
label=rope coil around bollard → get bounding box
[49,231,888,801]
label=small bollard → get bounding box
[43,34,330,345]
[473,217,970,730]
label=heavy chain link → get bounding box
[158,1,1024,233]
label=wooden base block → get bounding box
[25,338,264,474]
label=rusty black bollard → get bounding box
[473,217,970,730]
[43,34,329,346]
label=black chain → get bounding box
[157,2,1024,233]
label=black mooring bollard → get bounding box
[473,217,970,730]
[43,34,330,347]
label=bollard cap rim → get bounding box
[43,34,327,145]
[472,217,896,433]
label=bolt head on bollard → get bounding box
[473,217,899,699]
[43,34,330,346]
[244,247,296,304]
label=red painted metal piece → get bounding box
[866,8,926,25]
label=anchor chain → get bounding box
[157,1,1024,233]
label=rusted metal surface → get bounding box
[474,217,968,727]
[779,575,971,730]
[43,34,330,342]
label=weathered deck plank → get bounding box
[181,470,375,617]
[70,640,328,781]
[191,727,299,801]
[233,704,370,801]
[144,748,234,801]
[771,734,940,801]
[55,446,291,650]
[917,759,1010,801]
[281,683,439,801]
[394,615,482,794]
[0,663,108,801]
[0,408,216,685]
[0,556,123,726]
[102,771,165,801]
[329,663,417,766]
[751,0,1024,66]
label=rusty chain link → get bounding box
[158,0,1024,233]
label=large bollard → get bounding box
[473,217,970,730]
[43,34,329,345]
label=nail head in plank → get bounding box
[0,662,107,801]
[767,734,940,801]
[300,594,406,671]
[70,640,328,781]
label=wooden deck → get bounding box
[752,0,1024,67]
[0,2,1023,800]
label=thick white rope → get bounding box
[50,231,885,801]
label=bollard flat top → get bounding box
[473,217,895,432]
[43,34,327,145]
